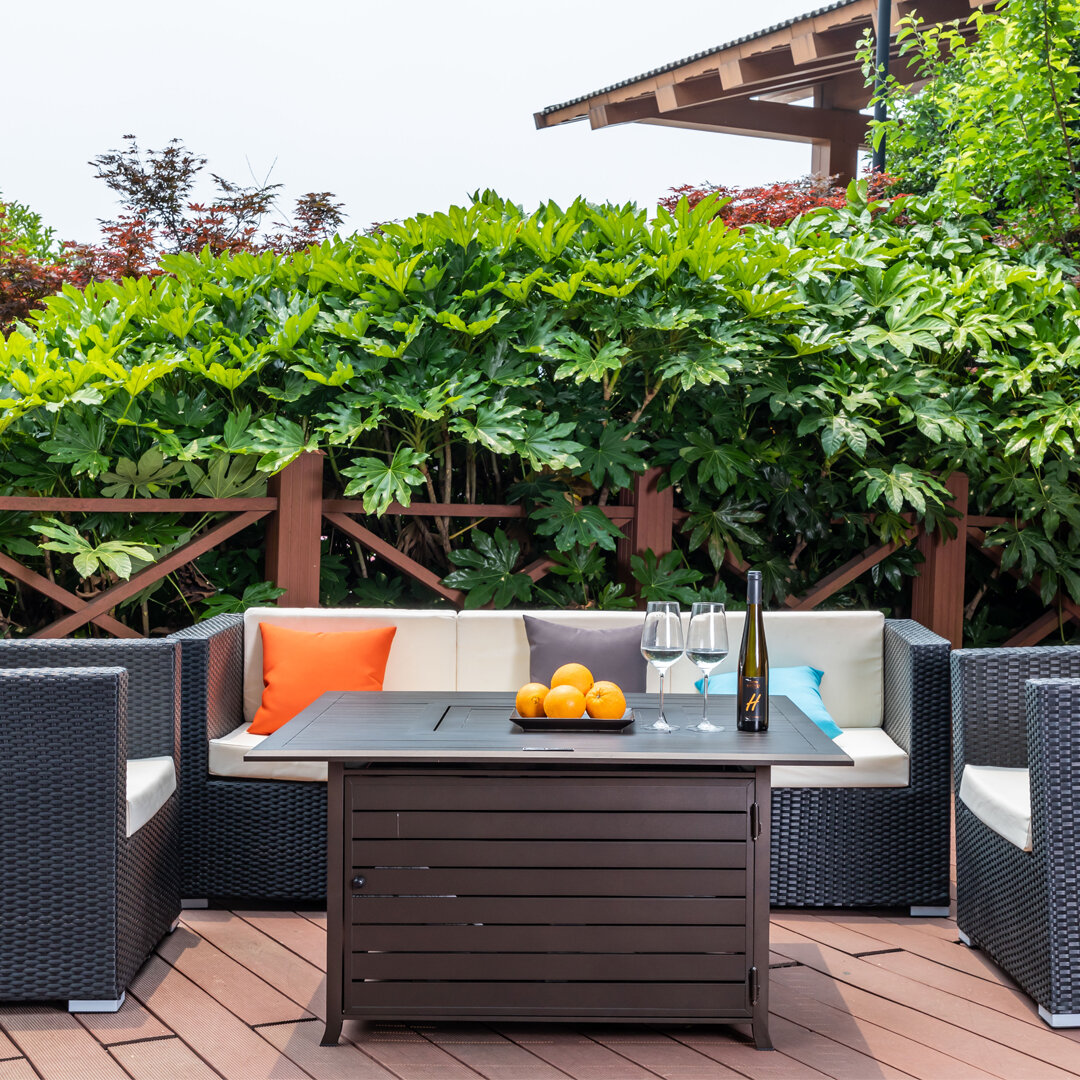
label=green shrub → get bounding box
[0,186,1077,638]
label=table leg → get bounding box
[320,1017,343,1046]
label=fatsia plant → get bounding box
[0,184,1077,640]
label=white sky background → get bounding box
[3,0,823,243]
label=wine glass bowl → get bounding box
[686,602,728,733]
[639,601,683,732]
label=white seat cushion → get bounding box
[210,723,327,783]
[242,607,458,724]
[770,728,908,789]
[959,764,1032,851]
[126,757,176,837]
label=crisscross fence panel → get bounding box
[0,455,1065,647]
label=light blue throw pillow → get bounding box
[696,665,843,739]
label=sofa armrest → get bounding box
[883,619,950,767]
[169,614,244,744]
[951,646,1080,781]
[0,666,127,855]
[1026,679,1080,884]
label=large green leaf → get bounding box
[531,498,624,553]
[340,446,427,515]
[442,528,533,608]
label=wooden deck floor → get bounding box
[2,903,1079,1080]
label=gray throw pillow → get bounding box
[523,615,647,693]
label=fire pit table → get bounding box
[246,690,850,1049]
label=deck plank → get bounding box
[181,910,325,1021]
[771,971,998,1080]
[236,911,327,970]
[584,1026,747,1079]
[0,1029,19,1060]
[667,1026,835,1079]
[0,1060,37,1080]
[770,946,1079,1079]
[764,1015,916,1080]
[420,1022,576,1079]
[341,1021,487,1079]
[77,996,173,1045]
[0,1007,131,1080]
[129,955,309,1080]
[107,1035,222,1080]
[257,1019,399,1079]
[492,1025,661,1079]
[160,923,313,1026]
[828,917,1025,986]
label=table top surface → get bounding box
[246,691,853,767]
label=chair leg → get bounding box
[910,905,951,917]
[181,898,209,909]
[958,929,976,947]
[169,917,181,932]
[69,992,125,1013]
[1039,1006,1080,1028]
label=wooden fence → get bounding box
[0,454,1071,648]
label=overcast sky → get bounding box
[3,0,824,243]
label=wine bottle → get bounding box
[737,570,769,732]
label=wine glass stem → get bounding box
[702,672,709,720]
[658,669,667,724]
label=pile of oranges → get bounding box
[515,663,627,720]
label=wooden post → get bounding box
[615,467,675,607]
[910,472,968,647]
[265,452,324,607]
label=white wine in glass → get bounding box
[686,601,728,732]
[640,601,683,732]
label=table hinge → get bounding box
[749,965,759,1006]
[750,802,761,840]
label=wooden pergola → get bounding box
[535,0,990,183]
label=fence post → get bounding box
[615,467,674,607]
[265,451,324,607]
[910,472,968,647]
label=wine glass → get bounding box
[640,600,683,732]
[686,601,729,733]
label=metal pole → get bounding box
[872,0,892,172]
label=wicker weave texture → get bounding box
[953,650,1080,1019]
[771,619,951,908]
[0,639,179,759]
[0,660,180,1002]
[172,615,328,900]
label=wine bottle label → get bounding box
[740,676,767,728]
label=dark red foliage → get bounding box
[659,171,904,227]
[0,204,85,329]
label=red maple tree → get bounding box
[660,171,903,227]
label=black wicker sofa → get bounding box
[0,639,181,1011]
[171,609,951,911]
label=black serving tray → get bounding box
[511,709,635,732]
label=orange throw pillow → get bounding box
[248,622,397,735]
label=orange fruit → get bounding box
[515,682,549,717]
[543,684,587,719]
[585,680,626,720]
[550,662,594,696]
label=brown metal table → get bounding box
[247,691,850,1049]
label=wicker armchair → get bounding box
[952,646,1080,1028]
[172,614,951,910]
[0,641,181,1011]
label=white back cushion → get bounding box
[667,610,884,728]
[242,607,458,724]
[458,608,883,728]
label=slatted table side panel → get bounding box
[344,770,754,1021]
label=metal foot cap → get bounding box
[69,992,125,1013]
[1039,1005,1080,1028]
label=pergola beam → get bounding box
[596,96,869,148]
